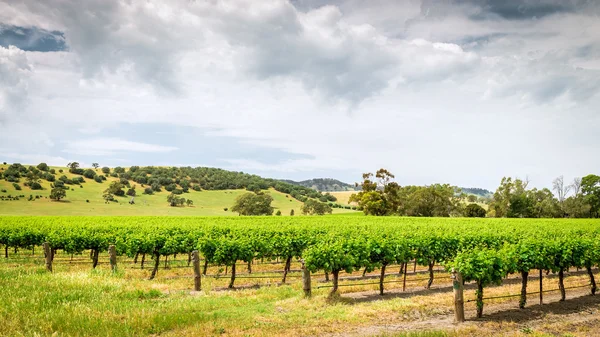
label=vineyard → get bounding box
[1,216,600,336]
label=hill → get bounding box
[0,163,358,216]
[281,178,356,192]
[460,187,493,198]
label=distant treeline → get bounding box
[350,169,600,218]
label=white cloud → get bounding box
[0,45,31,123]
[63,138,178,156]
[0,0,599,190]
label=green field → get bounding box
[0,165,358,216]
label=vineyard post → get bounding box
[402,262,408,292]
[192,250,201,291]
[43,242,52,272]
[539,269,543,305]
[451,268,464,323]
[301,260,311,297]
[108,245,117,273]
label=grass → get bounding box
[1,250,598,337]
[0,165,358,216]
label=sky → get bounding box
[0,0,599,191]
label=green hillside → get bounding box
[0,164,357,216]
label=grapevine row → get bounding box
[1,216,599,317]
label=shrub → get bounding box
[290,209,295,216]
[465,203,487,218]
[12,183,21,191]
[0,189,5,193]
[49,169,56,174]
[37,163,49,171]
[275,210,282,216]
[126,188,136,196]
[83,169,96,179]
[45,173,55,182]
[86,199,89,203]
[172,189,183,195]
[144,187,153,195]
[165,184,176,192]
[2,162,6,165]
[101,167,110,174]
[192,185,201,191]
[94,176,103,183]
[58,169,63,173]
[223,207,228,211]
[30,182,42,190]
[151,183,161,192]
[101,175,106,181]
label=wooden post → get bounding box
[403,262,408,292]
[301,260,311,297]
[192,250,201,291]
[451,268,465,323]
[43,242,52,272]
[539,269,543,305]
[108,245,117,273]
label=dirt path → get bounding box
[332,283,600,336]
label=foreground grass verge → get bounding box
[1,254,599,337]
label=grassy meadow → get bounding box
[0,164,358,216]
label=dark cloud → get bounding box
[0,24,66,52]
[420,0,600,21]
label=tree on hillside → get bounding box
[83,169,96,179]
[50,187,66,201]
[104,181,125,197]
[36,163,49,171]
[301,199,332,215]
[92,163,99,170]
[101,167,110,174]
[231,192,274,216]
[167,193,186,207]
[467,195,478,203]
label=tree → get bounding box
[467,195,478,203]
[49,187,66,201]
[186,199,194,206]
[92,163,99,170]
[275,210,282,216]
[582,174,600,218]
[36,163,49,171]
[104,181,125,197]
[103,192,114,203]
[83,169,96,179]
[143,187,153,195]
[571,177,582,195]
[290,209,295,216]
[465,203,486,217]
[126,185,136,196]
[231,192,274,216]
[167,193,185,207]
[67,162,79,170]
[301,199,332,215]
[101,167,110,174]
